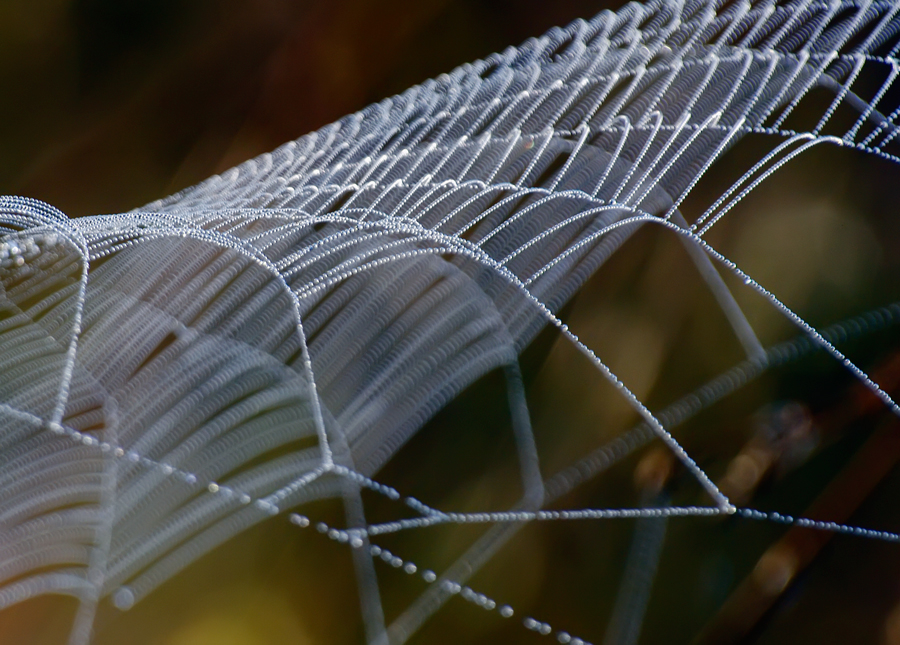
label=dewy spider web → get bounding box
[2,0,900,642]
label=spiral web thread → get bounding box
[2,0,900,642]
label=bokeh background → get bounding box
[2,1,900,644]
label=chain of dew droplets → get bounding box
[30,408,900,548]
[1,363,896,639]
[10,388,899,624]
[287,512,593,645]
[19,407,596,642]
[4,295,896,531]
[3,286,899,631]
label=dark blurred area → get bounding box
[3,1,900,644]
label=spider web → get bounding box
[2,0,900,642]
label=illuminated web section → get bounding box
[2,0,900,642]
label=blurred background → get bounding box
[2,1,900,644]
